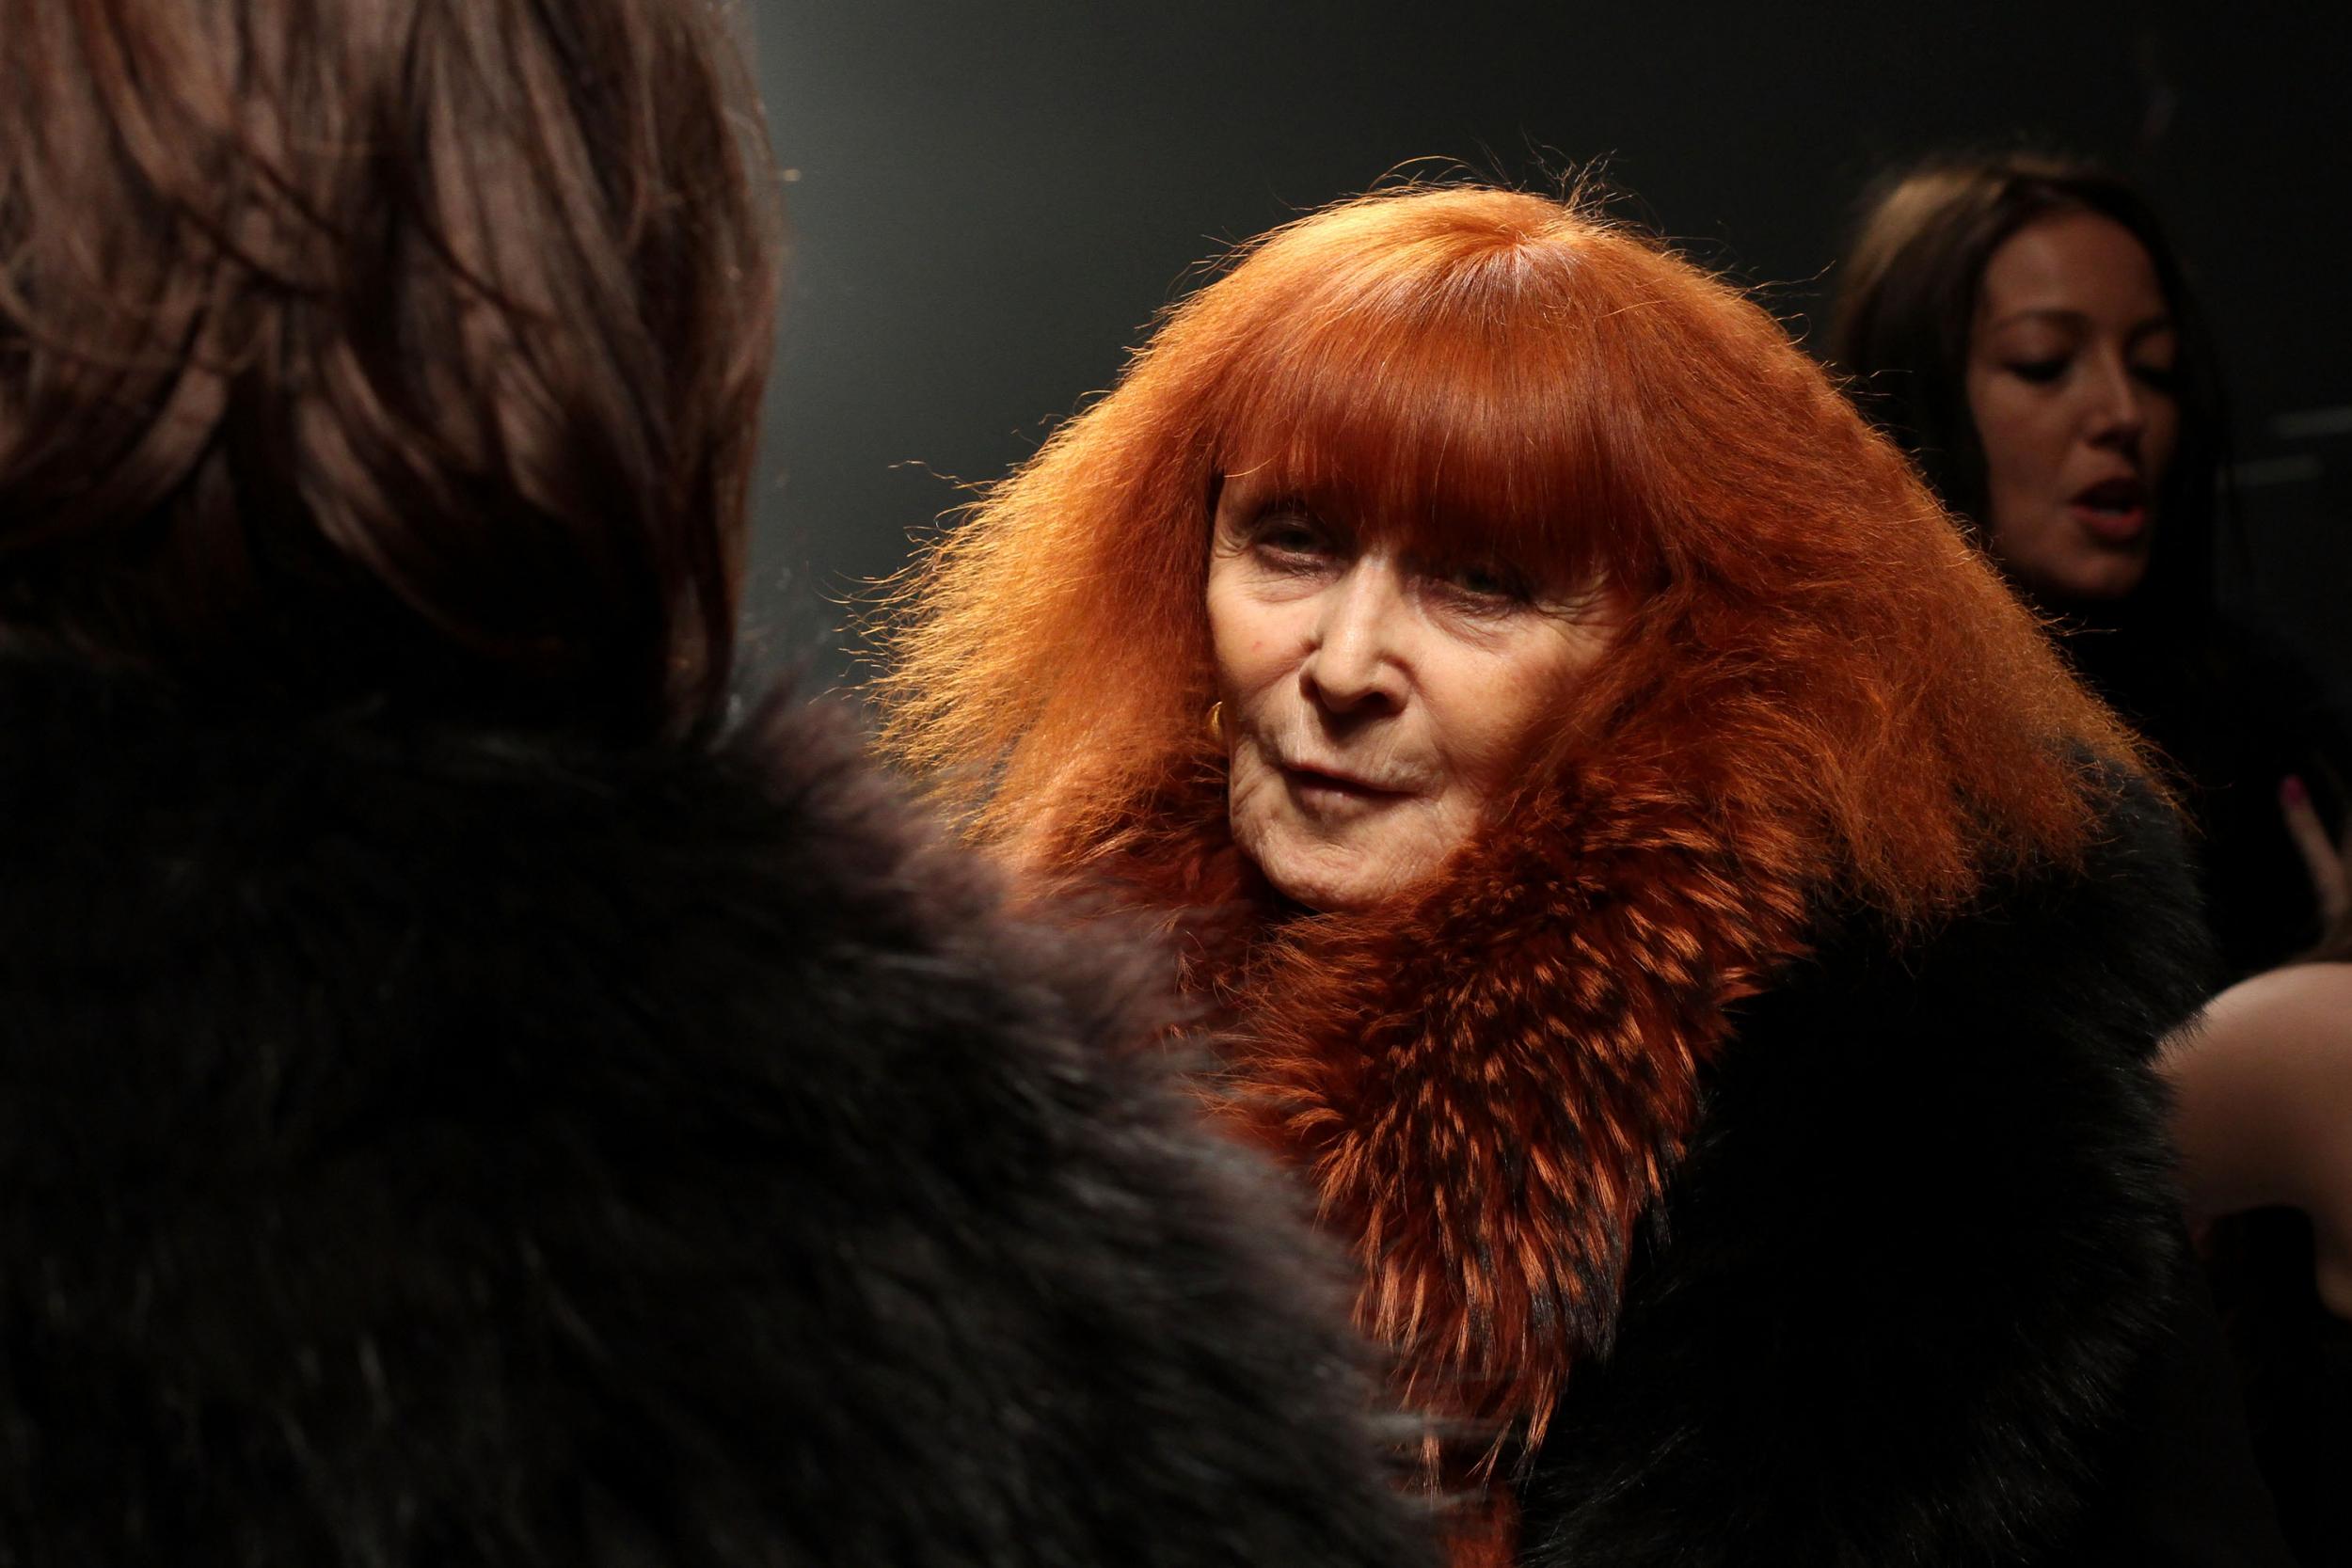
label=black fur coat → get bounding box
[1512,785,2292,1566]
[0,656,1432,1568]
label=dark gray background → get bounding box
[742,2,2351,701]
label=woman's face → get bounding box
[1964,210,2180,604]
[1206,474,1615,912]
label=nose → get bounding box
[1301,557,1408,718]
[2083,348,2148,456]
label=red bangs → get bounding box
[1198,241,1654,593]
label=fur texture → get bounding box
[1093,750,2224,1565]
[0,656,1432,1568]
[1511,785,2209,1565]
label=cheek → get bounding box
[1963,388,2064,560]
[1448,695,1543,784]
[1205,575,1267,692]
[1207,596,1302,704]
[1967,383,2046,483]
[1424,636,1593,792]
[2145,403,2182,484]
[1222,748,1278,833]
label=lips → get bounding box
[1283,762,1409,797]
[2068,475,2152,545]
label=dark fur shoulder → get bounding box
[0,658,1430,1567]
[1518,778,2217,1565]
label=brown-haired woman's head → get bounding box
[877,182,2141,923]
[1826,154,2225,622]
[0,0,780,743]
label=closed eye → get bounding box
[1446,562,1530,600]
[1248,507,1339,563]
[1424,557,1539,616]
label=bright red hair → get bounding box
[873,183,2146,923]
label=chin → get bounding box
[1251,838,1429,915]
[2009,538,2153,607]
[2044,556,2153,605]
[1256,852,1366,914]
[1230,793,1450,914]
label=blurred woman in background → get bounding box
[1827,152,2345,976]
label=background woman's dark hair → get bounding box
[0,0,781,743]
[1824,153,2229,629]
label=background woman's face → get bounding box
[1205,474,1613,912]
[1963,210,2180,604]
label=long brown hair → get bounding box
[875,183,2146,926]
[0,0,780,742]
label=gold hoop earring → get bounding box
[1204,700,1226,747]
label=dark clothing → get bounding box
[2075,1244,2301,1567]
[2071,616,2352,1560]
[1510,781,2292,1567]
[0,656,1432,1568]
[2068,616,2350,975]
[2211,1210,2352,1567]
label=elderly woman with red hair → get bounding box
[878,184,2293,1565]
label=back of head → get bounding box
[0,0,781,742]
[1825,153,2226,626]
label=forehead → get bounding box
[1977,211,2170,330]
